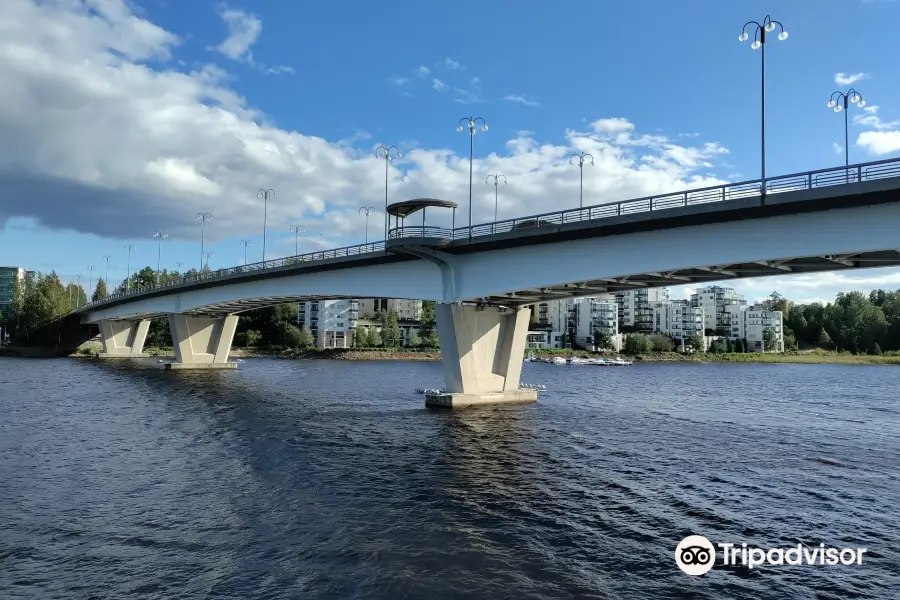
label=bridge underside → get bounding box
[472,249,900,306]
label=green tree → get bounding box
[623,333,652,354]
[234,329,262,347]
[354,328,368,348]
[688,334,705,353]
[762,327,778,352]
[648,333,674,352]
[92,278,109,301]
[732,338,745,353]
[298,327,315,348]
[816,329,833,349]
[366,328,382,347]
[277,322,303,348]
[873,342,883,355]
[407,331,421,347]
[594,330,614,350]
[708,338,728,353]
[145,317,172,347]
[419,301,436,339]
[381,310,402,347]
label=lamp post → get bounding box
[203,252,214,270]
[124,244,135,291]
[485,173,507,223]
[87,265,96,302]
[289,225,305,256]
[375,145,400,241]
[358,207,377,244]
[257,188,275,263]
[152,229,168,284]
[828,89,866,174]
[102,255,111,288]
[195,212,211,271]
[240,240,253,265]
[569,152,594,209]
[173,261,184,271]
[739,15,788,198]
[75,274,82,308]
[457,116,488,238]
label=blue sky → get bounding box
[2,0,900,302]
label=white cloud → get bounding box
[387,75,409,87]
[505,94,540,107]
[857,130,900,155]
[444,58,463,71]
[413,66,429,77]
[832,142,842,155]
[853,105,900,130]
[213,5,261,62]
[432,78,448,92]
[0,0,739,254]
[834,72,868,86]
[453,78,482,105]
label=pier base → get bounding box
[164,362,237,370]
[163,314,239,370]
[99,352,149,359]
[425,389,538,409]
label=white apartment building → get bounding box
[299,299,359,348]
[742,304,785,352]
[652,300,705,347]
[616,288,669,332]
[532,296,620,350]
[357,298,422,321]
[690,286,747,335]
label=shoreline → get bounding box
[3,345,899,365]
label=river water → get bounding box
[1,357,898,599]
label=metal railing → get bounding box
[37,154,900,322]
[388,226,454,240]
[456,156,900,239]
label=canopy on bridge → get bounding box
[386,198,458,218]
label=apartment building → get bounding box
[357,298,422,321]
[742,304,785,352]
[298,299,359,348]
[532,296,619,350]
[616,288,669,332]
[652,300,706,345]
[690,285,747,335]
[0,267,27,315]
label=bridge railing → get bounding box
[456,155,900,239]
[388,226,454,239]
[75,240,386,313]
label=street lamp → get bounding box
[485,173,507,223]
[152,229,168,284]
[257,188,275,263]
[124,244,135,291]
[173,261,184,271]
[358,207,377,244]
[569,152,594,209]
[739,15,788,197]
[828,89,866,172]
[457,116,488,238]
[101,255,111,289]
[203,252,214,270]
[375,145,400,241]
[87,266,96,302]
[240,239,253,265]
[195,212,211,271]
[75,273,82,308]
[289,225,305,256]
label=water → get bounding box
[1,358,899,599]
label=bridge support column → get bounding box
[164,314,238,370]
[426,304,537,409]
[98,319,150,358]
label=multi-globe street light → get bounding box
[375,145,400,241]
[457,116,488,238]
[173,260,184,271]
[75,273,82,308]
[203,252,214,270]
[828,89,866,172]
[257,188,275,263]
[358,207,377,244]
[87,266,96,302]
[289,225,305,256]
[240,240,253,265]
[485,173,507,223]
[195,212,211,271]
[569,152,594,209]
[102,255,111,287]
[152,229,168,284]
[739,15,788,195]
[123,244,135,290]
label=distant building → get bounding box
[742,304,785,352]
[690,285,747,335]
[652,300,706,349]
[532,295,620,350]
[298,299,359,348]
[357,298,422,321]
[616,288,669,332]
[0,266,27,315]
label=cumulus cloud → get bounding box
[444,58,464,71]
[857,131,900,155]
[833,142,842,155]
[1,0,735,250]
[432,78,449,92]
[213,5,261,62]
[505,94,540,107]
[834,72,868,85]
[413,66,430,77]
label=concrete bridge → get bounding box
[38,157,900,407]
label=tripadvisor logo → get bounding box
[674,535,867,576]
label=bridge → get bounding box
[31,156,900,407]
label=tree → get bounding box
[234,330,261,347]
[762,327,778,352]
[732,338,745,353]
[419,301,436,339]
[92,278,108,302]
[623,333,652,355]
[297,327,315,349]
[277,322,304,348]
[366,328,382,347]
[407,331,421,347]
[354,328,368,348]
[381,310,402,347]
[648,333,674,352]
[708,338,728,353]
[873,342,883,355]
[816,329,833,349]
[688,334,705,353]
[594,330,614,351]
[145,317,172,347]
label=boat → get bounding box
[566,356,589,365]
[551,356,567,365]
[524,350,536,363]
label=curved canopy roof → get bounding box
[386,198,458,218]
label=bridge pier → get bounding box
[164,314,238,370]
[98,319,150,358]
[426,304,537,408]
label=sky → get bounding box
[1,0,900,304]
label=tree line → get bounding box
[3,265,900,355]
